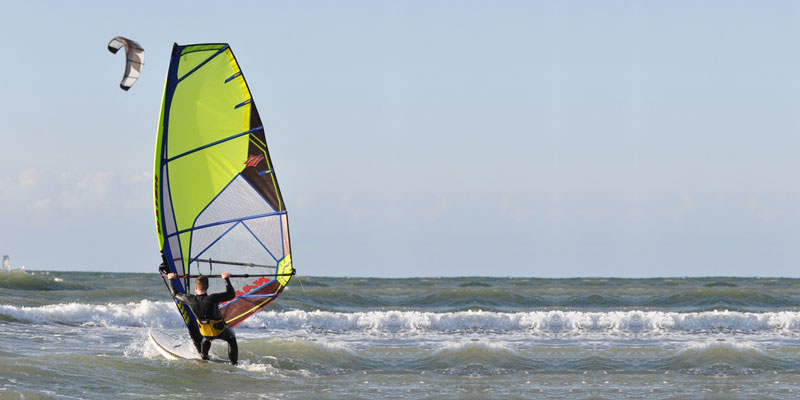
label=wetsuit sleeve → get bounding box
[209,277,236,303]
[167,277,191,303]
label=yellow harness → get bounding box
[197,319,226,337]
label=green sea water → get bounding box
[3,272,800,399]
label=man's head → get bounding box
[195,276,209,294]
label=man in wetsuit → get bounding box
[166,271,238,365]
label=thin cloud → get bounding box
[60,171,115,208]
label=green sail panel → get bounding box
[154,43,294,346]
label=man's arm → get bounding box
[210,272,236,303]
[165,272,191,303]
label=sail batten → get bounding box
[155,43,293,345]
[166,210,288,238]
[165,127,263,163]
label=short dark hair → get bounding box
[195,276,209,292]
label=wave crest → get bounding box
[247,309,800,336]
[4,303,800,337]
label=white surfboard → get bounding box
[148,329,226,363]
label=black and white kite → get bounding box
[107,36,144,91]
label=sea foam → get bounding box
[245,309,800,336]
[3,302,800,337]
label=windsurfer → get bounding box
[165,270,238,365]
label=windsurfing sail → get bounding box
[154,43,294,349]
[2,256,9,272]
[107,36,144,91]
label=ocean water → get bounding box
[3,273,800,399]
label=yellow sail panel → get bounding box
[168,138,249,238]
[176,44,228,78]
[167,51,251,159]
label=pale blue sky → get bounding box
[1,1,799,277]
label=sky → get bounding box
[1,1,800,277]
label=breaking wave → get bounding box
[4,302,800,337]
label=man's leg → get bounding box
[200,337,212,360]
[220,327,238,365]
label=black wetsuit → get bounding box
[167,277,238,364]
